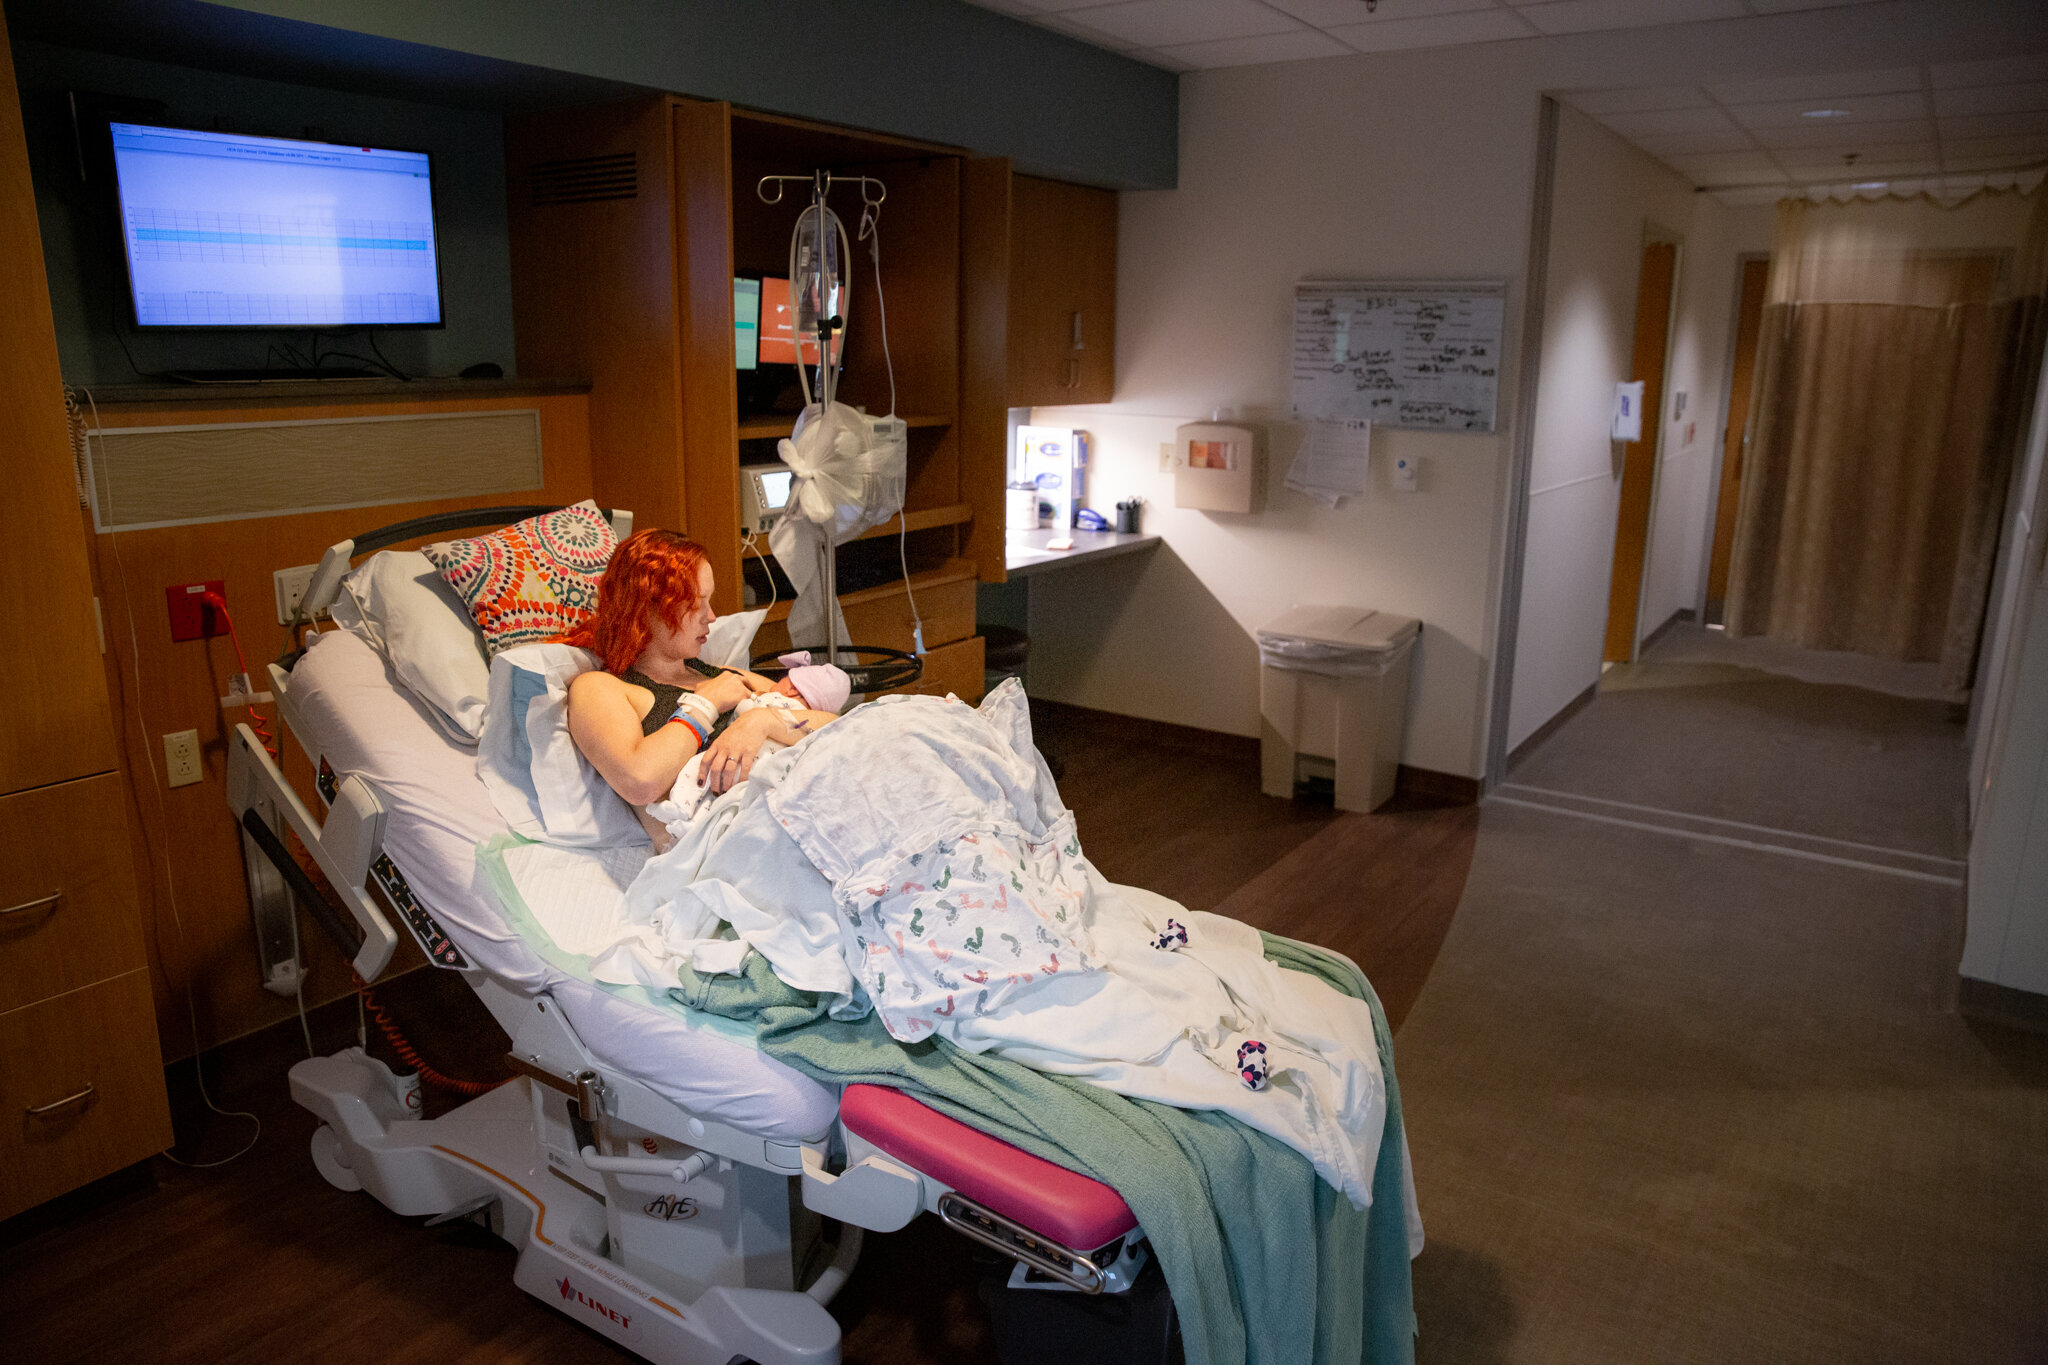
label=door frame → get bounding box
[1697,251,1771,622]
[1605,224,1683,664]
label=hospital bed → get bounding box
[223,507,1155,1365]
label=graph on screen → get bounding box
[111,123,444,328]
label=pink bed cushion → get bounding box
[840,1084,1137,1253]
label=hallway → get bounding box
[1400,626,2048,1362]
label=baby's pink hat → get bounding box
[778,651,851,713]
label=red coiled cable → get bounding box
[352,972,505,1097]
[200,591,275,760]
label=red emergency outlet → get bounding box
[167,581,227,641]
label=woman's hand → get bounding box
[697,707,806,794]
[692,670,759,713]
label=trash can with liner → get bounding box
[1257,605,1421,813]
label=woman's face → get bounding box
[651,560,717,658]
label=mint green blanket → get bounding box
[671,934,1417,1365]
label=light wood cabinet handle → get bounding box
[1,891,62,917]
[1070,311,1084,351]
[26,1083,97,1117]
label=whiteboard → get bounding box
[1290,281,1505,432]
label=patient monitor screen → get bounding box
[759,468,793,510]
[756,275,844,367]
[109,121,443,329]
[734,276,761,370]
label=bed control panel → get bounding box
[372,853,471,971]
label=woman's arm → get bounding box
[565,670,708,805]
[696,706,837,794]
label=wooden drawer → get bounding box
[0,967,173,1219]
[0,773,150,1015]
[753,572,978,659]
[877,635,986,704]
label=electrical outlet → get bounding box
[1392,456,1419,493]
[274,564,325,625]
[1159,442,1176,472]
[163,729,202,788]
[166,581,227,642]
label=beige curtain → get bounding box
[1726,188,2048,692]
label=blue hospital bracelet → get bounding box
[667,711,711,747]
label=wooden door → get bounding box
[0,10,120,792]
[1603,239,1677,663]
[1706,258,1770,621]
[1008,175,1116,407]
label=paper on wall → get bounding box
[1286,420,1371,507]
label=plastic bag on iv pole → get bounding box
[769,401,907,658]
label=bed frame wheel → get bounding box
[310,1124,364,1192]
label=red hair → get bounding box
[558,529,709,675]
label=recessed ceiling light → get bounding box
[1802,108,1852,119]
[1852,181,1889,190]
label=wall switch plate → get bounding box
[274,564,324,625]
[1159,442,1177,472]
[167,581,226,642]
[1392,456,1419,493]
[163,729,202,788]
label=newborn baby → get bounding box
[642,653,850,844]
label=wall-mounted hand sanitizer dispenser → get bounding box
[1173,421,1259,513]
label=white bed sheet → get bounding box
[287,628,838,1141]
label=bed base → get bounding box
[226,694,1157,1365]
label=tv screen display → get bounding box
[734,276,761,370]
[108,121,444,329]
[756,275,843,367]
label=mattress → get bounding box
[286,628,838,1141]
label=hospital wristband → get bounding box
[667,711,711,747]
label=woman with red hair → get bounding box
[562,530,838,832]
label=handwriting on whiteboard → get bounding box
[1291,283,1504,432]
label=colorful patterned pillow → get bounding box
[421,503,616,655]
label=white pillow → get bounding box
[700,608,768,671]
[332,550,493,743]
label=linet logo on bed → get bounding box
[557,1276,632,1329]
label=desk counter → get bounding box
[1005,528,1160,578]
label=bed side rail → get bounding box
[225,722,399,981]
[301,503,634,619]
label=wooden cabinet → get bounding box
[0,13,173,1221]
[998,172,1118,408]
[507,96,993,688]
[960,159,1119,582]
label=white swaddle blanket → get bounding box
[483,670,1389,1208]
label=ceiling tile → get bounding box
[1602,105,1739,137]
[1930,55,2048,89]
[1946,153,2048,174]
[1260,0,1495,24]
[1704,67,1921,106]
[1565,86,1713,115]
[1033,11,1148,48]
[1629,126,1761,155]
[1662,150,1787,179]
[1326,8,1536,52]
[1062,0,1301,48]
[1746,0,1893,11]
[1933,82,2048,119]
[1939,110,2048,140]
[1724,91,1928,129]
[1133,46,1199,70]
[1747,116,1928,149]
[1776,143,1936,169]
[1943,134,2048,160]
[1515,0,1747,37]
[1712,185,1795,205]
[1155,27,1354,67]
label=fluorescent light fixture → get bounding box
[1852,180,1889,190]
[1801,108,1852,119]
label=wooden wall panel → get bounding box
[507,100,685,531]
[959,158,1014,585]
[86,393,593,1058]
[672,99,744,614]
[0,15,119,791]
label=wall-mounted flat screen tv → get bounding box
[108,121,444,330]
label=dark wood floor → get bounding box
[0,700,1477,1364]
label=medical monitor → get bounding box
[734,276,762,370]
[755,275,843,368]
[108,121,444,329]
